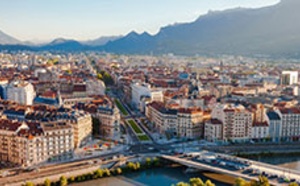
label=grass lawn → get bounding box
[138,135,150,141]
[114,99,129,116]
[128,119,143,134]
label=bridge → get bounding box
[161,151,300,185]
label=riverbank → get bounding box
[72,176,144,186]
[72,165,231,186]
[203,172,236,185]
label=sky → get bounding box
[0,0,280,42]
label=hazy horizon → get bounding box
[0,0,279,42]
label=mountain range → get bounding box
[1,0,300,58]
[0,30,21,45]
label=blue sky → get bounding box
[0,0,280,42]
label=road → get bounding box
[0,153,133,186]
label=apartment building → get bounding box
[146,102,205,138]
[131,82,163,111]
[211,104,253,142]
[146,102,177,135]
[251,122,269,140]
[281,71,298,85]
[266,111,282,142]
[6,80,36,105]
[0,120,73,167]
[73,97,121,140]
[204,119,223,142]
[96,106,120,140]
[276,107,300,141]
[25,107,92,148]
[177,108,203,138]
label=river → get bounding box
[76,156,300,186]
[122,156,300,186]
[124,166,231,186]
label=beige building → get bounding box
[177,108,203,138]
[146,102,205,138]
[211,104,253,142]
[73,97,121,141]
[65,112,92,148]
[25,109,92,149]
[204,119,223,142]
[146,102,178,135]
[0,120,73,167]
[96,106,120,140]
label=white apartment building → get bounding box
[266,111,282,142]
[204,119,223,142]
[131,82,163,110]
[211,104,253,142]
[276,107,300,141]
[6,80,36,105]
[251,122,269,140]
[281,71,298,85]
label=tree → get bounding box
[60,175,68,186]
[153,157,160,166]
[110,169,115,175]
[176,182,189,186]
[127,162,136,170]
[95,169,103,178]
[190,178,204,186]
[66,70,72,74]
[104,169,111,176]
[234,178,250,186]
[70,176,75,182]
[25,182,34,186]
[205,180,215,186]
[146,158,151,166]
[249,180,257,186]
[258,176,270,186]
[92,117,101,136]
[101,71,114,85]
[116,168,122,174]
[136,162,140,170]
[235,176,270,186]
[44,178,51,186]
[97,73,103,80]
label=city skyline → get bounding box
[0,0,279,42]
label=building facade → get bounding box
[6,80,36,105]
[276,107,300,141]
[281,71,298,85]
[0,120,73,167]
[266,111,282,142]
[204,119,223,142]
[211,104,253,142]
